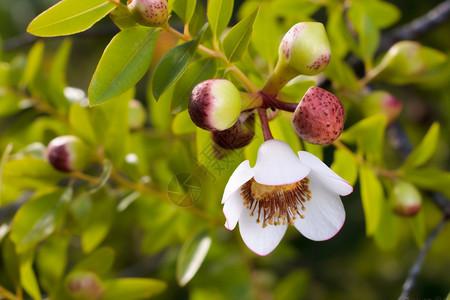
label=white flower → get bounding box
[222,139,353,256]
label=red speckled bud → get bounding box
[127,0,168,27]
[292,86,345,145]
[46,135,91,172]
[391,180,422,217]
[188,79,242,131]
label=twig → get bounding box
[398,217,447,300]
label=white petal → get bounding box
[254,140,310,185]
[222,160,254,204]
[223,191,244,230]
[293,173,345,241]
[238,209,288,256]
[298,151,353,196]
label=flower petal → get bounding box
[254,140,310,185]
[223,190,244,230]
[238,209,288,256]
[298,151,352,196]
[222,160,254,204]
[293,173,345,241]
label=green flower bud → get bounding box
[189,79,242,131]
[46,135,91,172]
[292,86,345,145]
[391,180,422,217]
[66,271,104,300]
[127,0,168,27]
[372,41,447,84]
[128,99,147,130]
[211,112,255,149]
[362,91,402,124]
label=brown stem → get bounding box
[258,108,274,141]
[259,91,298,112]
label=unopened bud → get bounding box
[211,112,255,149]
[189,79,242,131]
[362,91,402,123]
[46,135,91,172]
[128,99,147,130]
[66,271,104,300]
[391,180,422,217]
[127,0,168,27]
[292,86,345,145]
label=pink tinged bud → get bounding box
[128,99,147,130]
[66,271,105,300]
[127,0,168,27]
[211,112,255,149]
[391,180,422,217]
[278,22,331,76]
[189,79,242,131]
[362,91,402,123]
[46,135,91,172]
[292,86,345,145]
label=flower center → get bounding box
[240,177,311,228]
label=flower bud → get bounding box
[46,135,91,172]
[128,99,147,130]
[362,91,402,124]
[373,41,447,84]
[391,180,422,217]
[66,271,104,300]
[127,0,168,27]
[292,86,344,145]
[188,79,242,131]
[211,112,255,149]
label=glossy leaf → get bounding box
[176,231,212,286]
[102,278,167,300]
[152,25,206,100]
[68,103,97,145]
[20,251,42,300]
[10,188,72,253]
[374,196,398,251]
[359,164,384,236]
[171,57,218,113]
[173,0,196,24]
[89,27,159,106]
[331,148,358,186]
[27,0,115,37]
[403,122,440,168]
[207,0,234,42]
[250,3,279,64]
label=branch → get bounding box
[398,217,447,300]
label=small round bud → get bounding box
[188,79,242,131]
[211,112,255,149]
[46,135,91,172]
[362,91,402,123]
[391,180,422,217]
[66,271,104,300]
[127,0,168,27]
[292,86,345,145]
[128,99,147,130]
[278,22,331,76]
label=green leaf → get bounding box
[399,168,450,198]
[274,270,309,300]
[271,111,301,152]
[11,188,72,253]
[2,236,20,290]
[171,57,218,113]
[89,27,159,106]
[331,148,358,186]
[0,143,13,205]
[72,247,115,276]
[408,209,426,247]
[176,231,212,286]
[20,251,42,300]
[173,0,196,24]
[403,122,440,168]
[27,0,115,37]
[49,39,72,89]
[374,196,398,251]
[20,40,45,88]
[363,0,400,29]
[251,3,279,64]
[102,278,167,300]
[87,159,112,195]
[152,25,206,100]
[223,7,258,63]
[207,0,234,43]
[172,110,197,135]
[68,103,97,145]
[359,164,384,235]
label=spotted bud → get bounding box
[212,112,255,150]
[189,79,242,131]
[362,91,402,124]
[127,0,168,27]
[66,271,104,300]
[46,135,91,172]
[292,86,345,145]
[391,180,422,217]
[128,99,147,130]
